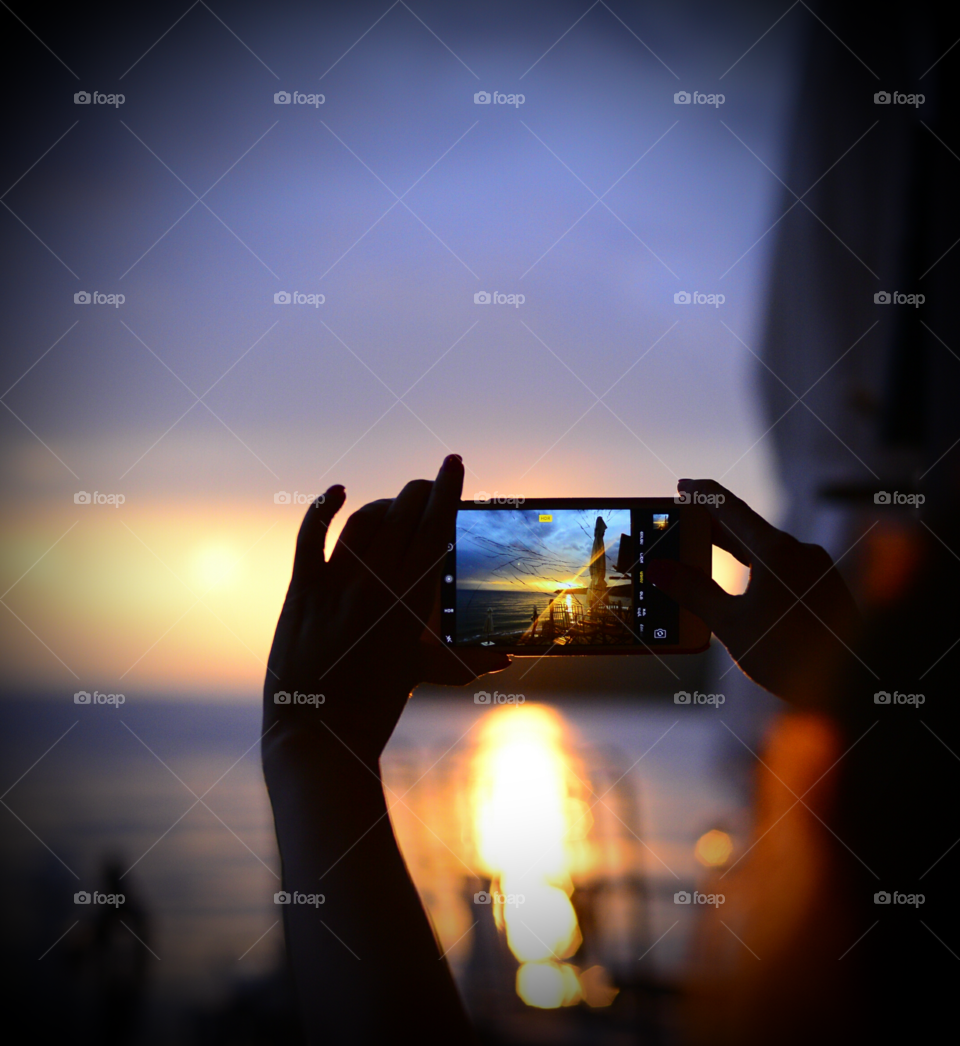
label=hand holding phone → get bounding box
[263,457,510,770]
[647,479,863,705]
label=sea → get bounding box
[455,588,633,644]
[456,589,555,643]
[0,678,771,1039]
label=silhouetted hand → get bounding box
[647,479,862,707]
[261,457,503,1044]
[263,455,509,770]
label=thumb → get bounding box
[646,558,733,633]
[417,643,512,686]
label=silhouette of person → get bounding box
[88,857,151,1046]
[481,607,495,645]
[263,460,949,1043]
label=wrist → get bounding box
[262,679,413,780]
[264,736,389,857]
[262,725,381,786]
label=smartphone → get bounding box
[438,499,711,656]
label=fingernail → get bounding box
[444,454,463,467]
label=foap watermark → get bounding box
[474,90,525,107]
[474,290,524,307]
[474,890,525,906]
[674,90,724,107]
[75,291,125,307]
[75,491,125,506]
[75,890,124,906]
[274,691,325,706]
[675,890,724,907]
[675,490,725,506]
[874,291,924,307]
[874,91,924,107]
[274,291,325,307]
[274,890,325,906]
[874,691,925,707]
[675,690,725,707]
[74,91,125,107]
[674,291,724,307]
[274,491,326,506]
[474,492,524,505]
[474,690,525,705]
[874,890,924,906]
[274,90,325,107]
[874,491,924,506]
[74,691,125,707]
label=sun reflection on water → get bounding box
[470,704,595,1007]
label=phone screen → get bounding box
[441,504,681,649]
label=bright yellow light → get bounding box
[504,882,580,962]
[516,961,582,1009]
[191,544,243,591]
[694,828,734,867]
[471,705,594,1008]
[472,705,592,882]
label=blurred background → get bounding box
[1,0,953,1042]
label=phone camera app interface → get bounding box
[444,506,679,648]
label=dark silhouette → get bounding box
[90,858,151,1046]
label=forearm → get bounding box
[265,740,477,1045]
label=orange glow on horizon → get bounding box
[0,500,307,696]
[712,546,749,594]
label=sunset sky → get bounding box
[1,1,791,697]
[456,507,631,592]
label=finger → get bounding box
[678,479,781,565]
[327,498,392,578]
[288,485,346,595]
[417,642,512,686]
[646,557,734,632]
[366,478,436,574]
[707,518,751,567]
[407,454,463,578]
